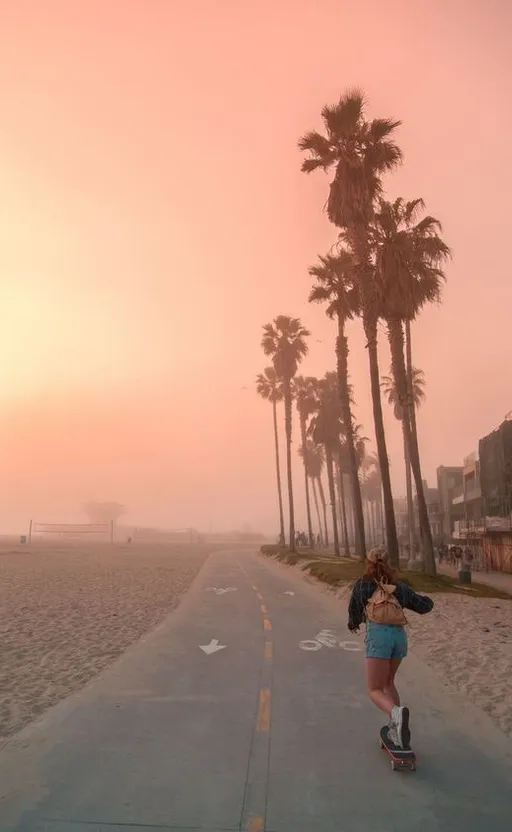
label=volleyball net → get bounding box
[29,520,114,543]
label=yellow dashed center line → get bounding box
[242,580,272,828]
[257,688,271,732]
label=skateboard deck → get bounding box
[380,725,416,771]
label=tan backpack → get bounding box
[365,581,407,626]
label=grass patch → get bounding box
[260,545,327,565]
[260,544,287,556]
[399,571,512,599]
[259,546,511,598]
[305,559,364,585]
[269,555,511,599]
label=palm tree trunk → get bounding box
[336,320,366,558]
[402,418,415,564]
[272,399,286,546]
[336,457,350,556]
[369,501,375,546]
[387,318,436,574]
[283,379,296,552]
[405,319,419,452]
[378,490,384,544]
[345,475,355,549]
[326,448,340,556]
[364,316,400,566]
[364,500,370,545]
[300,416,314,547]
[317,476,329,546]
[405,319,423,551]
[311,477,323,545]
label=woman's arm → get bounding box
[348,579,365,631]
[400,583,434,615]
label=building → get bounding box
[437,465,463,540]
[479,417,512,520]
[413,481,442,543]
[425,484,442,542]
[452,452,484,535]
[434,416,512,572]
[393,497,408,544]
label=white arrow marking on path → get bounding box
[205,587,238,595]
[338,641,362,652]
[199,639,226,655]
[284,591,295,596]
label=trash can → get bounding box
[458,564,472,584]
[20,535,27,544]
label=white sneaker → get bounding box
[387,724,400,747]
[391,705,410,748]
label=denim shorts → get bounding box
[365,621,408,659]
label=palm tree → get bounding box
[310,442,329,546]
[256,366,286,545]
[293,376,318,547]
[360,454,383,547]
[308,372,345,556]
[374,197,450,573]
[361,452,384,544]
[299,89,402,567]
[382,366,425,563]
[262,316,310,552]
[299,440,326,545]
[335,446,350,556]
[308,249,366,557]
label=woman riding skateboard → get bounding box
[348,546,434,748]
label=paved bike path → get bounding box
[1,549,511,831]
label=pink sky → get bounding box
[1,1,511,534]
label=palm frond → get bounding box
[321,89,365,138]
[364,138,403,174]
[403,198,426,225]
[297,130,331,156]
[308,283,334,305]
[301,157,328,173]
[367,117,402,142]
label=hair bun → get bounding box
[366,546,389,565]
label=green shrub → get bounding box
[260,544,281,556]
[298,558,512,599]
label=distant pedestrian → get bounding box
[347,546,434,748]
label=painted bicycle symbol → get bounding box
[299,629,361,652]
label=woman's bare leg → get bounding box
[365,658,396,716]
[383,658,402,707]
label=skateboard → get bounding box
[380,725,417,772]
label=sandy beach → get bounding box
[0,542,209,742]
[406,594,512,738]
[270,557,512,740]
